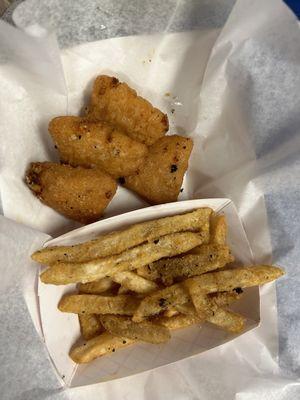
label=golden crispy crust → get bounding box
[87,75,168,145]
[25,162,117,224]
[49,116,148,178]
[124,135,193,204]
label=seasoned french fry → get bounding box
[157,314,200,330]
[58,294,140,315]
[137,244,234,285]
[40,232,203,285]
[32,208,212,264]
[78,314,104,340]
[208,308,245,333]
[78,277,115,294]
[132,283,190,322]
[112,271,158,294]
[185,265,284,293]
[157,291,243,330]
[210,213,227,245]
[70,332,135,363]
[184,280,245,332]
[100,315,170,344]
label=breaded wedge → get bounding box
[86,75,168,145]
[49,116,148,178]
[123,135,193,204]
[25,162,117,224]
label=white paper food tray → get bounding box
[37,198,259,388]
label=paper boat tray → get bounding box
[38,199,259,387]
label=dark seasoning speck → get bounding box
[170,164,178,173]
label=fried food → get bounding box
[100,315,170,344]
[123,135,193,204]
[157,291,243,330]
[70,332,135,363]
[32,208,211,264]
[40,232,203,285]
[58,294,140,315]
[112,271,158,294]
[78,277,115,294]
[137,244,234,285]
[132,283,190,322]
[86,75,168,146]
[185,265,284,293]
[78,314,104,340]
[25,162,117,224]
[210,213,227,245]
[49,116,148,179]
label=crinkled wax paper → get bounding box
[0,0,299,399]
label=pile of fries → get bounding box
[32,208,284,364]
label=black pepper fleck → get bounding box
[123,340,126,344]
[180,188,184,192]
[154,239,159,244]
[78,135,82,139]
[171,109,175,114]
[233,287,243,294]
[118,177,126,185]
[54,145,57,149]
[170,164,178,173]
[159,298,167,307]
[112,348,115,352]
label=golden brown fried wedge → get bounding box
[40,232,203,285]
[32,208,211,264]
[185,265,284,293]
[132,283,190,322]
[123,135,193,204]
[112,271,158,294]
[86,75,168,146]
[25,162,117,224]
[58,294,139,315]
[137,244,234,285]
[100,315,170,344]
[49,116,148,179]
[70,332,135,363]
[210,213,227,245]
[78,314,104,340]
[78,277,116,294]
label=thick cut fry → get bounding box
[208,308,245,333]
[78,277,115,294]
[175,291,242,316]
[124,135,193,204]
[25,162,117,224]
[49,116,148,178]
[112,271,158,294]
[78,314,104,340]
[210,213,227,245]
[86,75,168,146]
[157,291,243,330]
[185,265,284,293]
[32,208,212,264]
[58,294,140,315]
[132,283,190,322]
[70,332,135,363]
[157,314,200,330]
[137,244,234,285]
[40,232,203,285]
[100,315,170,344]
